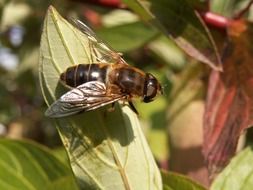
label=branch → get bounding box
[69,0,126,8]
[234,0,253,19]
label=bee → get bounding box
[45,20,162,118]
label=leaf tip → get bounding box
[48,5,56,13]
[205,55,223,71]
[46,5,59,19]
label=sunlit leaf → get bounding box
[102,9,139,27]
[203,19,253,176]
[162,170,207,190]
[0,139,78,190]
[39,6,162,190]
[211,146,253,190]
[123,0,222,70]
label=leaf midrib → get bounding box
[99,113,131,190]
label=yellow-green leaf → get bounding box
[162,170,207,190]
[211,147,253,190]
[0,139,78,190]
[39,6,162,190]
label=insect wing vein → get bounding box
[71,19,124,64]
[60,81,106,103]
[45,81,125,118]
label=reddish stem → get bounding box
[70,0,126,8]
[201,11,229,30]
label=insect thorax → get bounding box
[109,66,145,97]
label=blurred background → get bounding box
[0,0,209,186]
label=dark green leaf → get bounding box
[52,147,70,167]
[47,176,79,190]
[186,0,208,10]
[123,0,222,70]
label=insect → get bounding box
[45,20,162,118]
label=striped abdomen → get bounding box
[60,64,108,87]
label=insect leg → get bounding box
[128,101,139,115]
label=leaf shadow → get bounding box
[54,81,135,155]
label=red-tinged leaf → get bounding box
[203,19,253,177]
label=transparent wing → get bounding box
[71,19,127,64]
[45,81,125,118]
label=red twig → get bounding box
[201,11,229,30]
[70,0,126,8]
[234,0,253,19]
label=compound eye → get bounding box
[143,74,158,103]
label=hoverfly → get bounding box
[45,20,162,118]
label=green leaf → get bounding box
[39,6,162,190]
[210,0,237,17]
[210,0,250,18]
[123,0,222,70]
[47,175,79,190]
[122,0,152,21]
[186,0,208,10]
[0,139,78,190]
[97,21,159,52]
[52,147,70,167]
[162,170,207,190]
[211,146,253,190]
[148,36,186,70]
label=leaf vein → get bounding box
[98,114,131,190]
[71,156,105,190]
[45,15,62,75]
[0,161,37,190]
[51,12,76,66]
[13,143,50,183]
[69,121,118,169]
[0,144,23,173]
